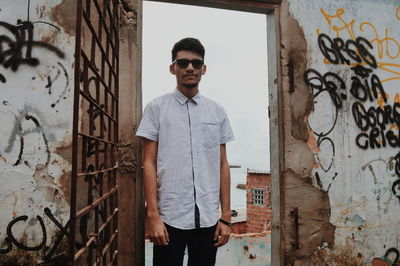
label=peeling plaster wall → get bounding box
[0,0,75,264]
[281,0,400,264]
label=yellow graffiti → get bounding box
[360,23,400,60]
[396,5,400,20]
[320,8,357,40]
[376,91,389,108]
[319,8,400,87]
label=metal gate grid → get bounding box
[71,0,120,265]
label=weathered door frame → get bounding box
[140,1,283,265]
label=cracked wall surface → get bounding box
[0,0,76,264]
[281,0,400,264]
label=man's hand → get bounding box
[213,221,231,247]
[148,215,169,246]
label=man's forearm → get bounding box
[143,139,160,218]
[144,162,159,217]
[220,144,231,222]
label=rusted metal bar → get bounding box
[79,88,118,123]
[78,166,118,177]
[82,11,118,78]
[104,1,118,36]
[98,208,118,233]
[81,51,118,101]
[101,230,118,257]
[76,186,119,219]
[73,208,118,261]
[107,251,118,266]
[92,0,117,52]
[78,132,118,146]
[74,236,97,261]
[70,0,84,264]
[72,0,119,263]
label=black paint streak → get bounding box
[315,171,338,192]
[0,207,90,261]
[14,132,23,166]
[0,16,65,83]
[304,69,347,108]
[317,137,335,172]
[305,33,392,191]
[392,152,400,202]
[395,152,400,177]
[86,138,105,158]
[51,62,70,108]
[318,34,377,68]
[6,215,46,251]
[45,66,61,95]
[0,237,12,254]
[315,172,323,189]
[46,76,52,94]
[25,115,51,167]
[0,73,5,83]
[42,208,70,262]
[5,112,51,168]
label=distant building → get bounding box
[246,169,271,233]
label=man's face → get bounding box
[170,50,206,89]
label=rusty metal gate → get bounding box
[70,0,120,264]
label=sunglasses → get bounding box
[173,59,204,69]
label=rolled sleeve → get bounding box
[136,102,159,141]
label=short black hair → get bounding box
[171,37,205,61]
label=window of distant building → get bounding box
[252,188,265,206]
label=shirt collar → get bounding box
[173,89,201,105]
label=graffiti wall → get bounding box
[0,0,75,263]
[284,0,400,264]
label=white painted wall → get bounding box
[0,0,74,262]
[289,0,400,262]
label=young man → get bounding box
[136,37,235,266]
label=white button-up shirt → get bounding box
[136,89,235,229]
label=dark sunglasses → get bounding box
[173,59,204,69]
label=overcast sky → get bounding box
[142,1,270,171]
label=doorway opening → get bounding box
[141,1,279,265]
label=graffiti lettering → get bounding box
[50,62,70,108]
[304,68,347,108]
[0,207,90,262]
[7,215,46,251]
[42,207,70,262]
[307,33,397,151]
[352,102,397,131]
[392,152,400,202]
[4,111,51,167]
[0,19,65,83]
[318,34,377,68]
[350,65,387,103]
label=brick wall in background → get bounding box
[246,171,271,233]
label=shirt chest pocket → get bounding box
[201,122,220,149]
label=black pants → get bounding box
[153,223,218,266]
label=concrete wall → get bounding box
[0,0,76,264]
[279,0,400,264]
